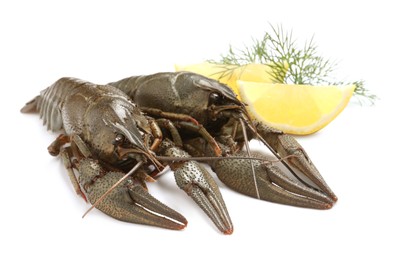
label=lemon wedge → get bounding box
[175,62,285,98]
[238,81,355,135]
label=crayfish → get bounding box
[109,72,337,205]
[21,77,233,232]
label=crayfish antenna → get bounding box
[239,118,260,200]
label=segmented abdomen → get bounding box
[28,77,89,132]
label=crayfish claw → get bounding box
[261,164,334,209]
[78,158,187,230]
[284,144,338,202]
[211,152,334,209]
[255,122,338,202]
[125,181,188,229]
[174,161,233,234]
[159,140,233,234]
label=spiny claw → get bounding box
[211,151,334,209]
[174,160,233,234]
[78,158,187,230]
[255,122,338,202]
[159,140,233,234]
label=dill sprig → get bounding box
[210,24,376,104]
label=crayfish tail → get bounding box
[20,95,40,113]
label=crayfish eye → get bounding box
[113,133,125,145]
[209,92,221,104]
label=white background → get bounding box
[1,0,404,259]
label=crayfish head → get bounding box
[187,73,251,130]
[183,72,258,148]
[83,96,153,167]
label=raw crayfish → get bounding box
[21,77,234,233]
[109,72,337,208]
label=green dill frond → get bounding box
[332,80,378,105]
[353,80,377,104]
[210,24,376,104]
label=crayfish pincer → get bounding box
[109,72,337,208]
[21,77,233,233]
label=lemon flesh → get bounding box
[175,62,284,99]
[238,81,355,135]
